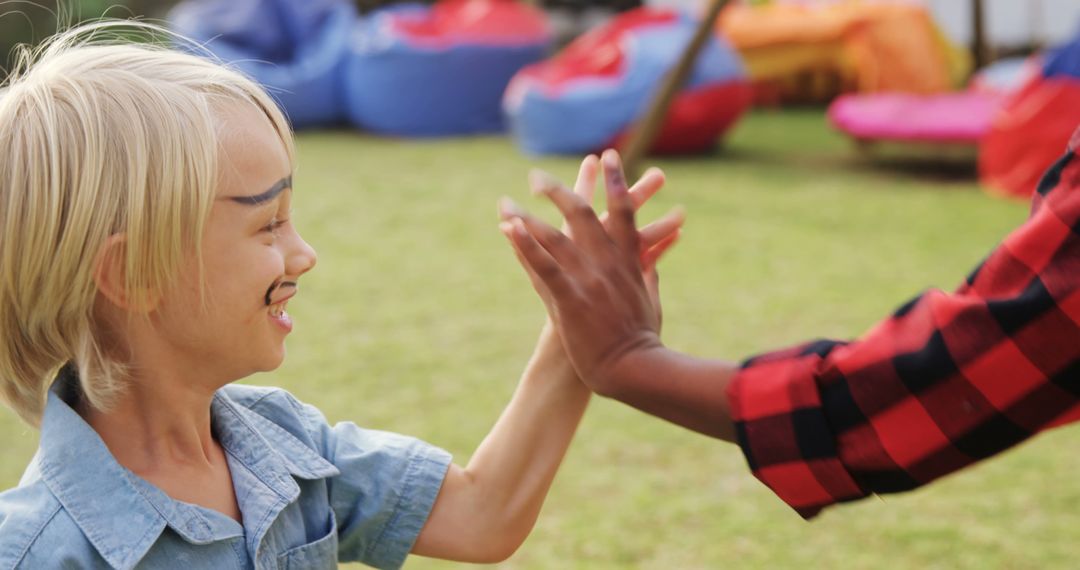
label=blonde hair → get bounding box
[0,21,295,426]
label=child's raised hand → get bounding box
[556,154,684,328]
[498,150,683,393]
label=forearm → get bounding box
[601,345,738,442]
[413,324,590,561]
[466,325,589,522]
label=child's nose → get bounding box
[287,235,317,277]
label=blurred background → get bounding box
[6,1,1080,72]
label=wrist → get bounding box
[591,339,669,399]
[527,322,579,382]
[597,345,738,441]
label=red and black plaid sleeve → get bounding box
[726,136,1080,519]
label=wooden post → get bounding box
[972,0,987,69]
[618,0,733,179]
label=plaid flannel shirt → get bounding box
[726,128,1080,519]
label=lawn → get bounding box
[2,109,1078,569]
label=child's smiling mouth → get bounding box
[265,279,297,330]
[269,298,289,318]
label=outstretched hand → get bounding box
[498,150,684,395]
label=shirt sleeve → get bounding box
[726,148,1080,519]
[296,401,452,569]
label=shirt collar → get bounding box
[36,375,172,570]
[33,371,337,569]
[210,389,339,493]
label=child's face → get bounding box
[149,104,316,383]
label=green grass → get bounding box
[3,109,1078,568]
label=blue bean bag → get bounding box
[503,8,751,156]
[170,0,355,128]
[343,0,551,136]
[1043,27,1080,80]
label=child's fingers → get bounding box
[499,194,592,280]
[639,206,686,251]
[640,230,680,273]
[564,155,600,236]
[601,149,641,264]
[529,170,612,261]
[501,217,576,298]
[628,167,666,210]
[574,154,600,207]
[500,222,558,311]
[598,166,665,225]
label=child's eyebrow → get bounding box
[225,175,292,205]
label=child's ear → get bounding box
[92,235,158,312]
[93,234,131,309]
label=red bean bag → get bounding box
[978,78,1080,198]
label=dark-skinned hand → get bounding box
[498,150,683,395]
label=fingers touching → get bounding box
[573,154,600,210]
[499,150,684,289]
[639,206,685,270]
[600,150,639,261]
[527,170,610,259]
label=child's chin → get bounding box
[255,347,287,372]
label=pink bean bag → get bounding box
[827,91,1004,144]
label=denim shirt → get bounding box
[0,377,452,569]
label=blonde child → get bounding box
[0,21,681,570]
